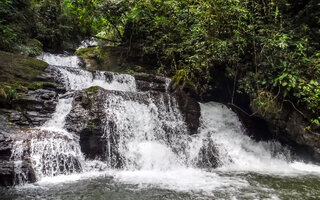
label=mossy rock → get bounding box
[0,51,50,106]
[75,47,101,60]
[0,50,48,82]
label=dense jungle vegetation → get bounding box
[0,0,319,130]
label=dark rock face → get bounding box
[134,73,169,92]
[0,120,15,187]
[65,89,107,161]
[260,103,320,163]
[10,89,58,127]
[173,89,201,135]
[196,138,220,168]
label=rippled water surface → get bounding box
[1,170,320,200]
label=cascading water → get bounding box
[6,46,320,199]
[38,52,82,68]
[101,91,188,169]
[197,102,316,174]
[76,38,98,50]
[10,51,138,184]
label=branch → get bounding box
[227,103,258,117]
[283,99,307,119]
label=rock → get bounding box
[134,73,169,92]
[264,103,320,162]
[65,88,111,161]
[173,89,201,135]
[196,139,220,168]
[11,89,58,127]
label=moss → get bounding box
[75,47,101,60]
[86,86,100,94]
[0,51,48,82]
[87,120,96,130]
[27,82,56,90]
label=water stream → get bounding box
[2,49,320,200]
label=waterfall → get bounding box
[38,53,82,68]
[198,102,291,172]
[10,52,139,185]
[57,68,136,92]
[76,38,98,50]
[101,92,188,169]
[9,49,320,189]
[28,130,83,179]
[198,102,320,174]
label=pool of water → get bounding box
[1,169,320,200]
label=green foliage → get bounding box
[0,0,102,52]
[75,47,101,60]
[251,91,282,119]
[1,0,319,130]
[101,0,320,129]
[2,85,17,101]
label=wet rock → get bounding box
[261,103,320,163]
[65,88,108,161]
[1,65,67,129]
[196,139,220,168]
[134,73,169,92]
[11,89,58,127]
[173,89,201,135]
[36,66,67,93]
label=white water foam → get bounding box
[58,68,137,92]
[113,168,248,192]
[77,38,98,50]
[42,97,73,132]
[38,53,81,68]
[199,102,320,175]
[29,131,84,179]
